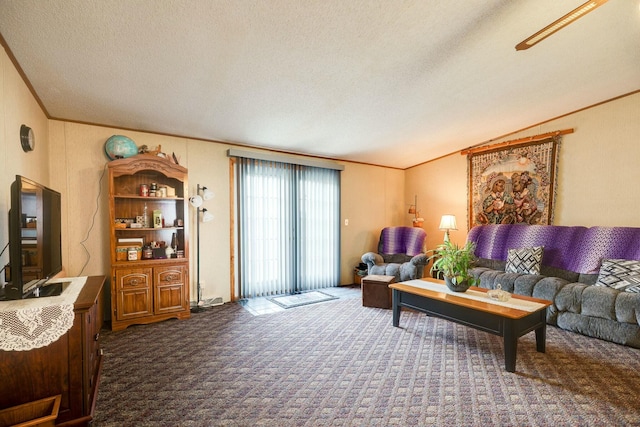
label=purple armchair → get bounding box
[361,227,428,281]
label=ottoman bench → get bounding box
[362,275,396,308]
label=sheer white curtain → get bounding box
[237,158,340,298]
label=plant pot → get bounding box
[444,276,471,292]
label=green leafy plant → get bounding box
[429,240,478,286]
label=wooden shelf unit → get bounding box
[108,155,190,331]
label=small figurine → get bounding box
[488,284,511,302]
[148,145,162,156]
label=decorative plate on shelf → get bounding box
[104,135,138,160]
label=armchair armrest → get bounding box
[398,254,428,281]
[362,252,383,268]
[410,253,428,266]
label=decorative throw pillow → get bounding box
[505,246,544,275]
[595,259,640,293]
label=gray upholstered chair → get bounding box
[361,226,428,282]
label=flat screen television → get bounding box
[4,175,62,300]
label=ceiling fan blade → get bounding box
[516,0,609,50]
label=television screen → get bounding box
[4,175,62,300]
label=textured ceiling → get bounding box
[1,0,639,168]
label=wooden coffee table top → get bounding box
[390,278,551,320]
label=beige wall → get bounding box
[405,153,468,250]
[545,94,640,227]
[0,47,50,276]
[340,162,404,281]
[407,92,640,251]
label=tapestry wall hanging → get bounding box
[468,137,560,228]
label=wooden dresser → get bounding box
[0,276,105,426]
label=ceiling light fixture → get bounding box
[516,0,609,51]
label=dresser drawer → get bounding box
[155,266,186,285]
[116,268,152,290]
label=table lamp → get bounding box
[439,214,457,242]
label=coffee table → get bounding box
[390,278,552,372]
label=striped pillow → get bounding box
[505,246,544,275]
[595,259,640,293]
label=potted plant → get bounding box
[429,240,478,292]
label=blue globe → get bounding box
[104,135,138,160]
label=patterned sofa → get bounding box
[467,224,640,348]
[362,227,428,282]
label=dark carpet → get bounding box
[94,297,640,426]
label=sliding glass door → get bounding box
[237,158,340,298]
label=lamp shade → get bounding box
[202,209,214,223]
[202,187,214,201]
[439,214,457,231]
[189,195,203,208]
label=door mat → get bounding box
[269,291,338,309]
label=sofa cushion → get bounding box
[555,282,588,314]
[369,262,400,279]
[582,285,618,320]
[505,246,543,275]
[577,273,599,285]
[556,312,640,347]
[381,253,412,264]
[475,258,506,271]
[615,291,640,324]
[595,259,640,292]
[541,265,581,283]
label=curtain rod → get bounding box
[460,128,574,156]
[227,148,345,171]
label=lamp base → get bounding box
[191,305,206,313]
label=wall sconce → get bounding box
[408,203,416,215]
[189,184,214,312]
[408,195,424,227]
[439,214,457,242]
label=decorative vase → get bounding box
[165,245,174,258]
[444,276,471,292]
